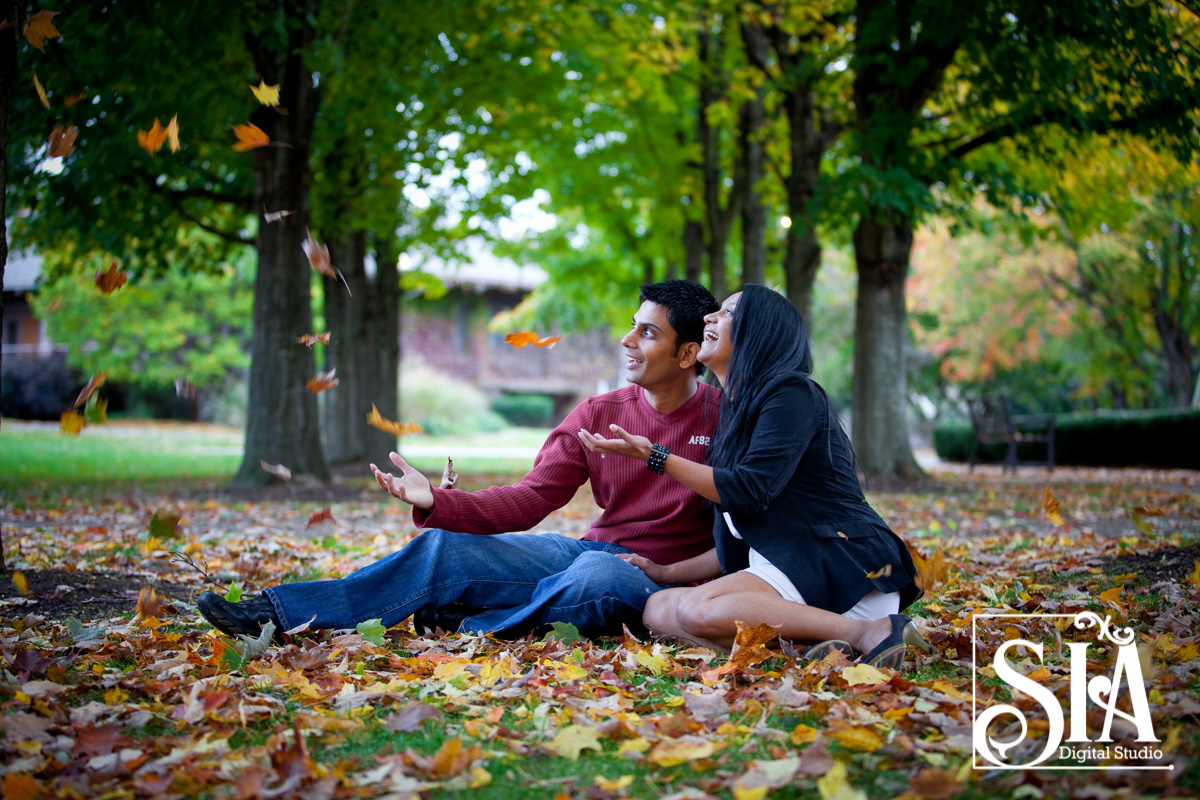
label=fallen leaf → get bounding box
[430,738,481,777]
[505,331,563,348]
[306,369,339,394]
[816,759,866,800]
[64,92,86,107]
[32,72,49,109]
[1187,560,1200,587]
[307,507,335,527]
[165,113,180,152]
[250,79,281,106]
[296,331,330,347]
[1043,484,1065,526]
[137,117,168,155]
[1,774,40,800]
[595,775,635,792]
[840,663,890,686]
[95,262,127,294]
[66,616,105,642]
[648,735,716,766]
[23,9,61,51]
[907,767,964,800]
[826,725,885,752]
[728,620,777,672]
[383,702,443,733]
[260,460,293,481]
[60,409,85,434]
[72,372,107,408]
[548,725,604,760]
[356,618,386,645]
[12,571,30,596]
[231,122,271,151]
[237,621,276,660]
[366,403,422,436]
[543,620,583,644]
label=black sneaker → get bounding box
[198,592,284,644]
[413,603,482,635]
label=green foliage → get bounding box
[398,362,506,437]
[934,409,1200,469]
[490,393,556,428]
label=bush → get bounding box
[491,393,556,428]
[398,361,507,436]
[1,353,80,420]
[933,408,1200,469]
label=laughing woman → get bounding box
[579,284,930,668]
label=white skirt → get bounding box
[723,512,900,620]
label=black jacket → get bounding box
[711,374,921,614]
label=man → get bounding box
[198,280,721,641]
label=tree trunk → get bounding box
[851,214,923,479]
[740,20,769,287]
[233,0,329,487]
[0,0,20,572]
[322,233,367,464]
[683,219,705,283]
[1152,224,1197,407]
[781,88,824,325]
[364,233,400,464]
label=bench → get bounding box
[968,394,1056,473]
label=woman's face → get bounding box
[698,291,740,377]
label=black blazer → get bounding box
[711,374,921,614]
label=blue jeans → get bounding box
[265,529,665,638]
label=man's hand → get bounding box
[369,452,435,510]
[578,424,652,461]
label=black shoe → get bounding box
[413,603,480,635]
[198,592,284,644]
[861,614,934,670]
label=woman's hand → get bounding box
[618,553,672,585]
[369,452,434,510]
[578,424,652,461]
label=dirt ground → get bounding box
[0,567,197,622]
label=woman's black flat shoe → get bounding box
[862,614,933,670]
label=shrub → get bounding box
[0,353,80,420]
[398,361,507,436]
[491,393,556,428]
[933,408,1200,469]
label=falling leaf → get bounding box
[1042,484,1065,526]
[64,92,86,107]
[260,460,293,481]
[46,123,77,158]
[505,331,564,348]
[306,369,339,394]
[71,372,107,408]
[60,409,85,435]
[307,507,335,527]
[357,618,386,645]
[83,396,107,425]
[301,228,352,294]
[865,563,892,579]
[908,542,949,592]
[366,403,422,436]
[264,207,295,223]
[440,457,459,490]
[165,114,180,153]
[94,262,127,294]
[137,117,168,155]
[23,9,61,51]
[32,73,49,109]
[231,122,271,151]
[12,571,30,597]
[136,587,163,620]
[149,511,182,539]
[250,79,281,106]
[296,332,331,347]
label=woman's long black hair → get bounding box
[710,284,854,472]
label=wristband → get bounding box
[647,443,670,475]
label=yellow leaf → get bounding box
[366,403,423,436]
[12,571,30,596]
[826,725,885,752]
[594,775,635,792]
[32,72,49,109]
[250,79,281,106]
[23,9,61,51]
[791,723,819,745]
[817,760,867,800]
[865,563,892,579]
[1186,560,1200,587]
[104,687,128,705]
[468,766,491,788]
[232,122,271,151]
[547,725,603,760]
[1175,643,1199,662]
[1042,485,1065,526]
[1098,586,1125,616]
[166,114,180,153]
[60,409,85,435]
[734,785,769,800]
[840,663,890,686]
[648,736,716,766]
[618,738,650,756]
[928,679,973,703]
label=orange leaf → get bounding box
[306,369,339,394]
[137,587,163,620]
[64,92,87,107]
[431,738,482,777]
[95,262,127,294]
[728,620,777,672]
[1,774,41,800]
[60,409,85,435]
[505,331,563,348]
[366,403,423,436]
[302,228,352,294]
[1042,484,1065,526]
[137,117,168,155]
[165,113,180,153]
[23,9,61,51]
[32,72,49,109]
[307,507,334,527]
[907,541,949,592]
[231,122,270,151]
[296,331,331,347]
[48,123,78,157]
[72,372,107,409]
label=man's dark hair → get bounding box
[638,280,720,369]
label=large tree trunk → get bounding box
[683,219,705,283]
[0,0,20,572]
[739,21,768,287]
[233,0,329,487]
[364,233,400,464]
[852,215,923,479]
[1152,222,1197,407]
[322,233,367,464]
[781,88,824,325]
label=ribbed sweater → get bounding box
[412,383,721,565]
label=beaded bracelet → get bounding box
[647,443,670,475]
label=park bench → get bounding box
[968,394,1056,473]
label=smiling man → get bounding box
[198,280,720,642]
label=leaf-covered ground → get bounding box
[1,461,1198,799]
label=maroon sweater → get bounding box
[412,383,721,565]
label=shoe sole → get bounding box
[198,595,264,639]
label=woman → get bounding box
[578,285,930,668]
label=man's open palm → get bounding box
[370,452,434,510]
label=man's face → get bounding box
[620,301,690,390]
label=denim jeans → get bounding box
[265,529,665,638]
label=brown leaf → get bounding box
[95,262,127,294]
[23,9,61,51]
[64,92,87,107]
[72,372,107,409]
[301,228,351,295]
[137,117,168,155]
[366,403,423,436]
[907,541,949,593]
[440,457,459,490]
[32,72,49,109]
[136,587,163,620]
[306,369,339,394]
[306,507,334,527]
[1043,484,1065,526]
[383,702,444,733]
[505,331,564,348]
[728,620,777,672]
[908,767,964,800]
[430,738,481,778]
[295,331,330,347]
[48,123,78,157]
[231,122,270,151]
[73,723,128,758]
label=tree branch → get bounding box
[179,209,255,246]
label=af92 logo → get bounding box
[971,612,1169,771]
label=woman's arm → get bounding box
[619,547,722,585]
[578,424,721,503]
